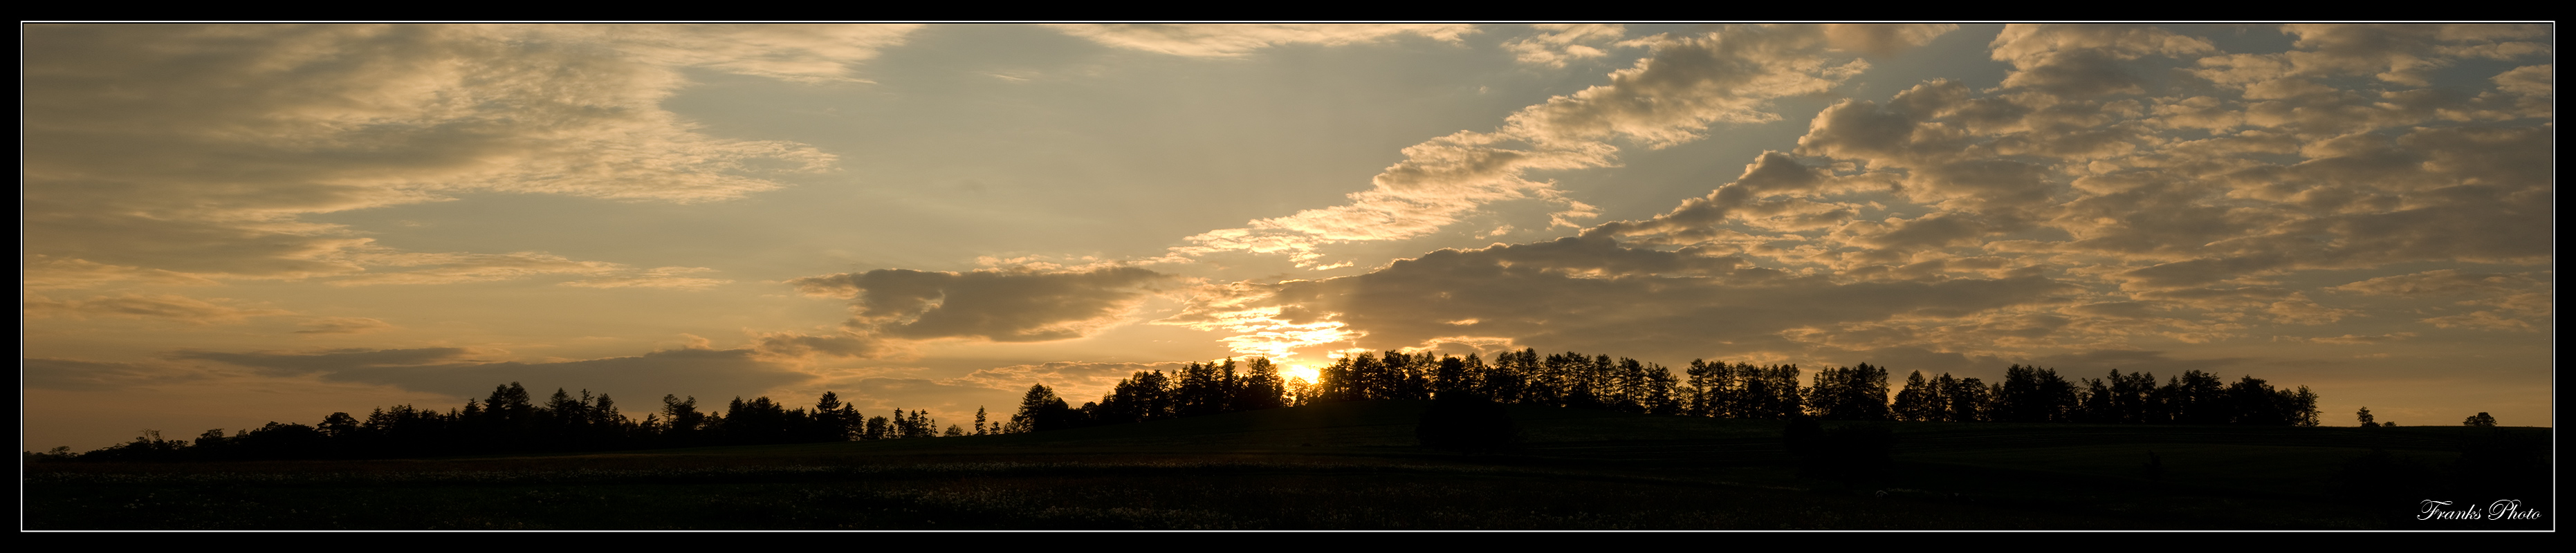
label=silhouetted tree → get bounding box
[1995,365,2075,422]
[1238,357,1288,411]
[1284,377,1315,407]
[82,430,190,462]
[1432,355,1471,399]
[1642,362,1681,415]
[2355,406,2377,428]
[1481,350,1533,405]
[1808,364,1891,421]
[661,395,708,446]
[1738,364,1805,420]
[1891,371,1937,422]
[1010,384,1073,433]
[2168,371,2229,424]
[1684,359,1723,418]
[1177,362,1226,417]
[2223,376,2289,425]
[812,391,854,442]
[1940,374,1989,422]
[2463,412,2497,427]
[2288,386,2321,427]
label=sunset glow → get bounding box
[24,23,2552,451]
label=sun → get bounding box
[1280,364,1321,384]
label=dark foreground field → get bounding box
[25,402,2552,529]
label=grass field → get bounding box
[24,401,2552,529]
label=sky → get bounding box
[22,24,2555,450]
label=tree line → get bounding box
[1007,350,2325,431]
[37,383,993,462]
[34,349,2335,462]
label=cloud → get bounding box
[2272,24,2551,86]
[948,361,1196,403]
[2262,294,2361,325]
[1048,24,1474,57]
[1504,24,1628,67]
[24,358,218,391]
[294,317,396,335]
[2420,306,2547,332]
[1188,24,2553,366]
[175,347,481,374]
[22,256,221,290]
[2333,272,2553,332]
[178,346,815,402]
[1823,24,1960,57]
[588,24,920,82]
[753,330,903,362]
[1598,25,2558,329]
[2282,332,2417,345]
[2018,349,2248,375]
[24,293,293,324]
[789,265,1184,344]
[1154,281,1362,362]
[1589,151,1886,246]
[1179,234,2076,363]
[562,266,734,290]
[2331,269,2546,297]
[1180,25,1870,267]
[24,24,904,283]
[1504,26,1868,147]
[1989,24,2215,97]
[327,252,627,286]
[322,253,737,289]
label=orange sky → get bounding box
[24,24,2554,450]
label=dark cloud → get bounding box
[2117,255,2293,290]
[2275,24,2550,85]
[2069,301,2162,319]
[753,332,899,360]
[1249,235,2075,362]
[1051,24,1475,57]
[2021,349,2251,376]
[1559,24,2552,368]
[1823,24,1959,58]
[1589,151,1870,245]
[176,346,813,403]
[790,266,1182,343]
[1826,346,1993,376]
[174,348,479,375]
[2332,270,2546,297]
[293,317,395,335]
[24,358,213,391]
[1182,24,1870,263]
[24,24,869,284]
[1988,25,2214,97]
[24,293,293,324]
